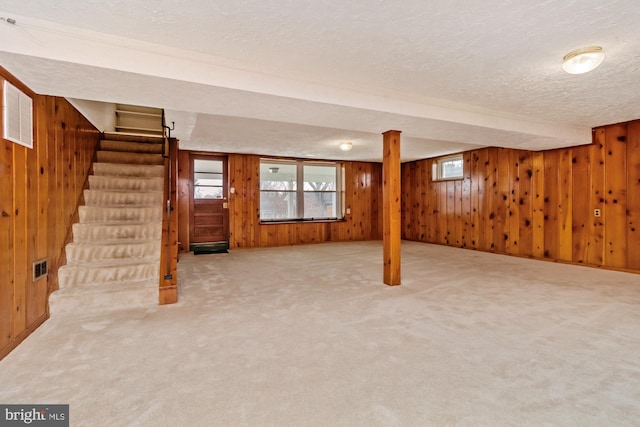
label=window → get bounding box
[193,159,224,199]
[432,154,464,181]
[260,159,342,221]
[2,80,33,149]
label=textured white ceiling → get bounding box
[1,1,639,161]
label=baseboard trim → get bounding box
[0,312,49,361]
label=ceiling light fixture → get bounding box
[339,141,353,151]
[562,46,604,74]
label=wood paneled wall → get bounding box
[0,67,100,359]
[402,120,640,272]
[177,151,382,250]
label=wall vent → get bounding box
[2,80,33,149]
[33,259,47,281]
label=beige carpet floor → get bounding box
[1,241,639,426]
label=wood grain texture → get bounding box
[382,130,401,286]
[159,139,178,305]
[179,152,383,250]
[0,68,100,360]
[604,124,628,268]
[627,121,640,270]
[401,119,640,273]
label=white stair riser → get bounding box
[72,223,162,242]
[84,190,164,206]
[66,241,160,263]
[89,175,164,191]
[79,206,162,223]
[93,163,164,178]
[58,262,160,288]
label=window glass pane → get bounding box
[194,172,223,187]
[303,165,336,191]
[259,160,341,221]
[194,186,223,199]
[193,160,224,199]
[304,192,336,218]
[260,163,297,191]
[194,159,222,173]
[260,191,297,220]
[440,157,463,179]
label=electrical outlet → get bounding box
[346,208,351,214]
[594,209,601,217]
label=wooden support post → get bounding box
[382,130,401,286]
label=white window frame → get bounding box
[432,154,464,181]
[259,159,344,222]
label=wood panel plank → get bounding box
[470,152,480,249]
[558,149,573,261]
[571,145,591,264]
[0,137,14,350]
[627,121,640,270]
[461,154,471,248]
[544,151,559,259]
[532,152,545,258]
[454,179,463,247]
[177,150,191,251]
[34,96,49,320]
[447,180,456,246]
[587,132,606,266]
[507,150,520,255]
[604,124,628,268]
[26,124,40,324]
[518,152,533,257]
[12,146,27,336]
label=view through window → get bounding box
[260,160,341,221]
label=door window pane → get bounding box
[194,159,224,199]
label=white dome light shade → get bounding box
[339,141,353,151]
[562,46,604,74]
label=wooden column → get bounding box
[382,130,401,286]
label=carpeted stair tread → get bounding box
[49,279,158,317]
[93,163,164,177]
[84,189,164,207]
[72,223,162,242]
[58,260,160,288]
[100,140,164,154]
[89,175,164,191]
[79,206,163,223]
[52,133,166,315]
[97,150,164,165]
[66,240,161,263]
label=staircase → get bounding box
[51,134,166,316]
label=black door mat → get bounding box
[190,242,229,255]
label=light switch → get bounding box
[346,208,351,214]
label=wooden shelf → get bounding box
[115,110,162,118]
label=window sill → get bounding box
[432,177,464,182]
[260,218,347,225]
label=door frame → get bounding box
[189,153,229,245]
